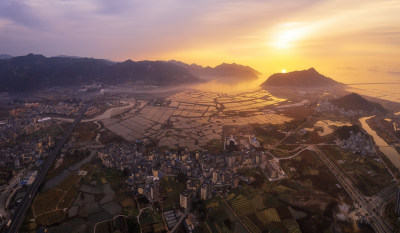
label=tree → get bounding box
[123,168,130,176]
[177,172,187,183]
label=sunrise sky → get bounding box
[0,0,399,83]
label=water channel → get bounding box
[359,116,400,170]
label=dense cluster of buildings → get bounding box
[0,111,52,144]
[336,131,375,156]
[0,111,55,168]
[34,102,83,117]
[95,142,276,231]
[0,138,52,168]
[97,144,268,192]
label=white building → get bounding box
[180,193,189,209]
[200,186,208,200]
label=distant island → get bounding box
[261,68,342,88]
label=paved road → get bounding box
[0,169,27,218]
[136,206,153,233]
[93,215,128,233]
[4,103,91,233]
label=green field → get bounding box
[139,208,161,225]
[35,210,65,226]
[45,150,89,180]
[83,162,131,205]
[32,160,135,228]
[224,185,300,233]
[160,176,185,211]
[33,173,81,225]
[205,205,232,233]
[384,198,400,233]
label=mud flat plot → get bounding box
[103,89,291,150]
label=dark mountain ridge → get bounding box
[0,54,202,92]
[261,68,341,88]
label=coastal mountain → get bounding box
[261,68,341,88]
[331,93,387,113]
[0,54,202,92]
[169,60,261,81]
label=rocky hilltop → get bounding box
[261,68,341,88]
[332,93,387,113]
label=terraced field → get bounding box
[230,195,256,216]
[227,186,303,233]
[256,208,281,222]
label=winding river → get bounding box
[359,116,400,170]
[54,100,135,123]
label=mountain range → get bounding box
[0,54,265,92]
[169,60,261,81]
[0,54,202,92]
